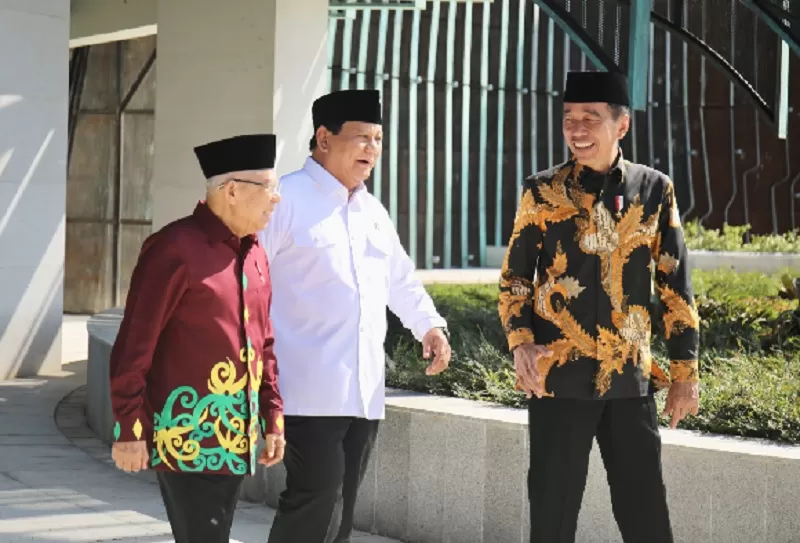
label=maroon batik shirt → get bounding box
[109,202,284,476]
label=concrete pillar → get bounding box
[152,0,329,230]
[0,2,69,379]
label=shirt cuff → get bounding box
[411,316,448,343]
[113,412,148,442]
[260,410,285,436]
[649,364,671,391]
[670,359,699,383]
[507,328,535,351]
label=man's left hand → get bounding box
[422,328,451,376]
[663,381,700,429]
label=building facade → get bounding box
[64,2,800,314]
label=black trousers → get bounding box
[156,471,245,543]
[528,396,673,543]
[267,416,380,543]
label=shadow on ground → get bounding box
[0,359,392,543]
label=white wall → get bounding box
[151,0,329,230]
[69,0,157,47]
[0,0,69,378]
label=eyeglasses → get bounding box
[222,178,280,194]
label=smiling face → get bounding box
[563,102,630,172]
[230,169,280,233]
[210,169,281,236]
[314,121,383,190]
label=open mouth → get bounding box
[356,159,372,166]
[573,142,594,150]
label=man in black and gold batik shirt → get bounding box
[499,71,700,543]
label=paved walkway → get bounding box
[0,316,398,543]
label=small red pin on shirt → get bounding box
[615,195,624,212]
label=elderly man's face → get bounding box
[318,121,382,188]
[563,102,629,170]
[223,169,280,234]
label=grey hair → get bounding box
[609,104,630,120]
[206,173,231,190]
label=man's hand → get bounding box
[663,381,700,428]
[111,440,149,473]
[422,328,452,376]
[513,344,553,399]
[258,433,286,468]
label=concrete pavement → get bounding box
[0,316,399,543]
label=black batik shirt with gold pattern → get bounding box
[498,155,700,400]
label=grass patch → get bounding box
[385,269,800,444]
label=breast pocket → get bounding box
[294,226,341,249]
[290,226,350,288]
[365,227,393,260]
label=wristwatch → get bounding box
[437,327,450,341]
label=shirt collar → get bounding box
[570,147,627,183]
[611,149,627,179]
[192,201,259,249]
[303,157,367,201]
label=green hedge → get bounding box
[385,269,800,444]
[684,221,800,253]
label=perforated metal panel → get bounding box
[326,0,800,269]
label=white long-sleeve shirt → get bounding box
[258,157,447,420]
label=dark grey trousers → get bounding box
[267,416,380,543]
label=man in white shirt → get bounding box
[260,89,452,543]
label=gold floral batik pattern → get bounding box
[499,181,582,351]
[654,183,701,383]
[570,176,661,394]
[657,253,680,275]
[669,359,699,381]
[498,189,538,349]
[498,157,700,399]
[530,243,598,395]
[659,285,700,340]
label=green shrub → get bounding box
[684,221,800,254]
[385,269,800,444]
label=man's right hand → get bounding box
[258,433,287,468]
[111,441,149,473]
[513,344,553,399]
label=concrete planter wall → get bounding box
[87,310,800,542]
[85,308,124,445]
[244,392,800,543]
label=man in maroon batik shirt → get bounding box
[109,134,284,543]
